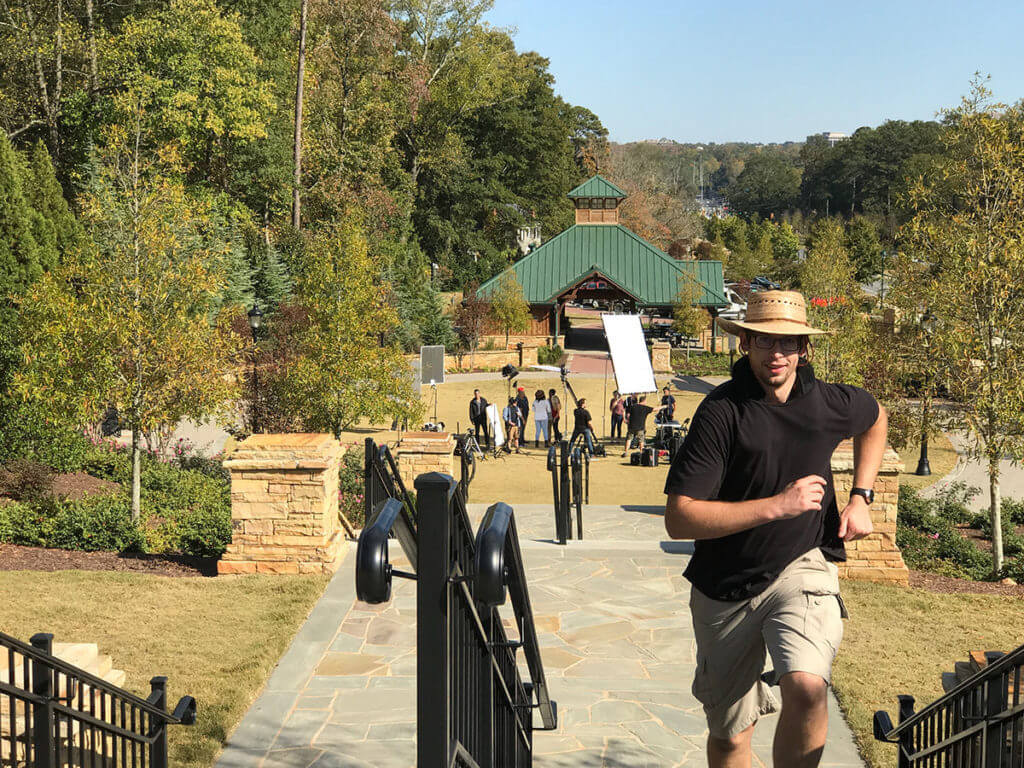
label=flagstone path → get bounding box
[216,503,867,768]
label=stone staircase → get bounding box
[0,641,127,766]
[941,649,1015,694]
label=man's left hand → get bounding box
[838,497,873,541]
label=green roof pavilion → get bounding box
[478,175,727,338]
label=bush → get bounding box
[897,483,993,580]
[339,446,365,529]
[0,440,231,557]
[0,459,55,501]
[1002,497,1024,526]
[1003,556,1024,582]
[672,351,733,377]
[537,345,563,366]
[0,400,92,473]
[0,495,145,552]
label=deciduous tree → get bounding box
[274,221,420,437]
[902,77,1024,575]
[488,271,530,347]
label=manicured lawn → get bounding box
[833,579,1023,767]
[0,570,328,768]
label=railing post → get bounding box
[149,677,169,768]
[558,440,571,541]
[364,437,374,523]
[897,694,915,768]
[415,472,454,767]
[983,668,1005,768]
[29,633,55,768]
[548,446,563,545]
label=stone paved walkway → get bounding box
[216,504,866,768]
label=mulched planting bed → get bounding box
[0,544,217,577]
[909,569,1024,597]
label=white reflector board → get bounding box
[601,314,657,395]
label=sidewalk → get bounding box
[216,504,866,768]
[922,431,1024,510]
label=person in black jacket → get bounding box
[515,387,531,436]
[469,389,489,448]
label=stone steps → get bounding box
[1,641,128,764]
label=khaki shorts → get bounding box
[690,547,848,739]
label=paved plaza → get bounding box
[216,502,867,768]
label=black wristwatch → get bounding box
[850,487,874,506]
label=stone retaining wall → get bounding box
[218,434,347,575]
[831,440,909,584]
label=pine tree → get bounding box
[24,141,82,263]
[0,133,42,299]
[242,223,292,310]
[390,243,455,351]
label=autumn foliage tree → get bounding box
[902,77,1024,576]
[273,221,420,437]
[15,148,243,521]
[800,219,868,386]
[488,271,531,347]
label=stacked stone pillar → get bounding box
[831,440,909,584]
[394,432,455,490]
[218,434,347,575]
[650,341,672,373]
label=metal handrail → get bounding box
[0,632,194,726]
[356,498,417,603]
[875,645,1024,740]
[473,502,557,732]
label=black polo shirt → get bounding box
[664,356,879,601]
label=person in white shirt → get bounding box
[533,389,552,447]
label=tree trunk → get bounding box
[989,458,1004,576]
[131,427,141,522]
[291,0,308,230]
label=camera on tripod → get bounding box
[421,421,446,433]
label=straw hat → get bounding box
[717,290,829,337]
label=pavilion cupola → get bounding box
[567,174,628,225]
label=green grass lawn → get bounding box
[0,570,328,768]
[833,579,1023,767]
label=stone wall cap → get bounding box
[401,431,452,440]
[225,433,343,465]
[831,439,902,472]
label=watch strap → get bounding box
[850,487,874,505]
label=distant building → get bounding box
[817,131,849,147]
[477,174,728,338]
[516,223,541,255]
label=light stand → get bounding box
[430,381,438,424]
[247,303,263,433]
[915,310,936,476]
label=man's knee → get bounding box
[708,723,754,754]
[779,671,828,712]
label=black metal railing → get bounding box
[0,631,196,768]
[454,434,475,502]
[547,441,586,545]
[356,473,556,767]
[363,437,418,570]
[874,642,1024,767]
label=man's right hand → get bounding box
[773,475,827,520]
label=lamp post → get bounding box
[247,303,263,434]
[915,309,936,476]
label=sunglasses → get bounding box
[749,334,802,353]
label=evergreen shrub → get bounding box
[537,345,563,366]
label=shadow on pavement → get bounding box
[659,540,695,555]
[621,505,666,516]
[670,374,717,395]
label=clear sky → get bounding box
[484,0,1024,144]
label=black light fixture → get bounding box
[915,309,937,476]
[247,303,263,433]
[247,302,264,343]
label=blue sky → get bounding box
[485,0,1024,144]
